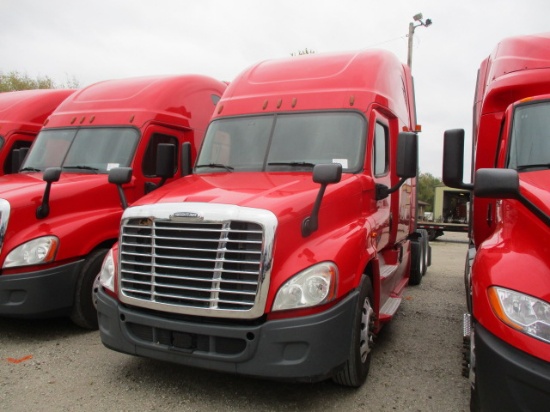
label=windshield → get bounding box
[21,127,139,173]
[195,112,366,173]
[508,101,550,171]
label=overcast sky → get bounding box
[2,0,549,179]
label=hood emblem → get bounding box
[171,212,204,221]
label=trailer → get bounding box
[418,185,469,240]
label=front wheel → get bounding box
[70,248,108,330]
[332,276,375,387]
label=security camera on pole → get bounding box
[407,13,432,69]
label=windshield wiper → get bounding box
[516,163,550,171]
[19,167,41,172]
[196,163,234,172]
[63,165,99,172]
[268,161,316,167]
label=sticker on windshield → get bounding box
[106,163,120,171]
[332,158,348,168]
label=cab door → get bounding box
[126,125,190,204]
[371,111,392,251]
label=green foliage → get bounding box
[418,172,442,211]
[291,48,316,56]
[0,71,80,92]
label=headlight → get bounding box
[3,236,58,268]
[272,262,337,311]
[488,286,550,344]
[99,249,115,292]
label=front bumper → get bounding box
[98,287,358,382]
[475,323,550,411]
[0,260,84,318]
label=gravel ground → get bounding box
[0,232,470,411]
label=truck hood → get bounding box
[0,172,112,207]
[132,172,359,217]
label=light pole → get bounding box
[407,13,432,69]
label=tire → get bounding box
[408,239,424,285]
[332,276,375,387]
[470,385,480,412]
[70,248,108,330]
[418,229,430,275]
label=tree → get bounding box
[417,172,442,212]
[0,71,79,92]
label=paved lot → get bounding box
[0,232,470,411]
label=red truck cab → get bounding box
[98,50,430,386]
[0,75,226,329]
[0,89,74,174]
[443,33,550,411]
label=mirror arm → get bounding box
[375,176,408,201]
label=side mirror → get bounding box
[181,142,192,177]
[156,143,176,182]
[302,163,342,237]
[474,169,519,199]
[108,167,133,209]
[36,167,62,219]
[313,163,342,184]
[12,147,30,173]
[376,132,418,200]
[396,132,418,179]
[443,129,473,190]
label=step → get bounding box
[379,263,399,280]
[379,296,402,319]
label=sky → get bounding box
[2,0,549,180]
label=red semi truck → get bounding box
[98,49,430,386]
[0,89,74,174]
[0,75,226,329]
[443,33,550,410]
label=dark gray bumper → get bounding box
[98,288,358,382]
[475,323,550,411]
[0,260,84,318]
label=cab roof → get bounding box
[0,89,74,125]
[216,49,415,129]
[46,75,227,129]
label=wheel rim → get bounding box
[92,273,100,311]
[359,297,375,362]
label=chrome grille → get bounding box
[0,198,10,253]
[119,210,270,317]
